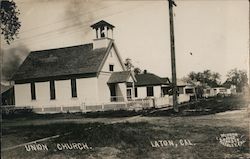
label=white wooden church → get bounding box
[13,20,191,112]
[12,20,140,112]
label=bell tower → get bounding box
[90,20,115,49]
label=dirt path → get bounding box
[3,108,248,129]
[2,108,249,159]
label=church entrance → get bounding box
[109,84,117,102]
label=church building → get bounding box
[12,20,137,112]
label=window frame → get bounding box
[109,64,114,72]
[134,87,138,98]
[146,86,154,97]
[71,78,77,98]
[50,80,56,100]
[31,82,36,100]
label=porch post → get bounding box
[132,82,135,100]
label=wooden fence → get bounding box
[29,97,171,113]
[2,96,173,114]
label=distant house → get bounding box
[204,86,235,97]
[176,80,195,94]
[175,80,195,103]
[133,73,195,103]
[160,78,195,103]
[134,71,170,99]
[12,20,137,111]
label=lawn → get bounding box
[1,96,249,159]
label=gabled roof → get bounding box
[1,84,13,94]
[90,20,115,29]
[168,78,195,87]
[176,79,189,86]
[135,73,170,87]
[107,71,132,84]
[161,77,171,84]
[12,43,109,81]
[96,40,126,76]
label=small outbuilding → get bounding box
[134,71,170,99]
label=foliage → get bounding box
[195,85,204,98]
[124,58,134,71]
[1,0,21,44]
[1,45,29,80]
[185,70,221,88]
[124,58,142,75]
[134,67,141,75]
[183,70,221,98]
[223,68,248,92]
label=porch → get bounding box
[107,71,136,102]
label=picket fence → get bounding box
[32,96,172,113]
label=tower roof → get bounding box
[90,20,115,29]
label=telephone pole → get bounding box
[249,0,250,88]
[168,0,178,112]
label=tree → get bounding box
[1,45,29,81]
[1,0,21,44]
[124,58,134,71]
[134,67,141,75]
[223,68,248,92]
[183,70,221,99]
[124,58,142,74]
[185,70,221,87]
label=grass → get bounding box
[2,122,155,158]
[2,120,249,158]
[147,95,248,117]
[2,109,145,121]
[2,95,247,121]
[1,95,249,159]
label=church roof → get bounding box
[12,43,109,82]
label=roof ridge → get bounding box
[112,70,130,73]
[12,43,108,81]
[31,43,93,54]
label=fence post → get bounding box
[125,102,128,110]
[82,103,86,112]
[102,103,104,111]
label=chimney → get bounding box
[90,20,115,49]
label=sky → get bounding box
[1,0,249,83]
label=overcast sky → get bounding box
[1,0,249,82]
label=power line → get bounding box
[10,0,246,44]
[105,0,247,1]
[18,2,112,35]
[5,0,246,49]
[7,2,130,43]
[3,2,150,49]
[18,0,157,36]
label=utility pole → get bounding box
[168,0,178,112]
[249,0,250,89]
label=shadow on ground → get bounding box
[2,96,248,120]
